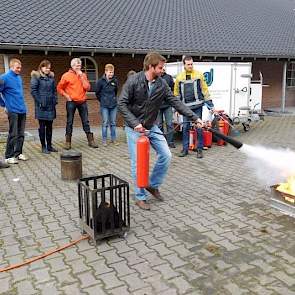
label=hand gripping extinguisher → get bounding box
[136,134,150,188]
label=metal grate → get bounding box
[78,174,130,242]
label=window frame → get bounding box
[79,56,98,93]
[287,61,295,88]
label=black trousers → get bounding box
[38,120,53,148]
[5,112,26,159]
[66,101,91,135]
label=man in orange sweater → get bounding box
[57,58,98,149]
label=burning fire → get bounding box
[277,176,295,198]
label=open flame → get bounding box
[276,176,295,198]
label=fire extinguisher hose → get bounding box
[0,234,90,273]
[145,121,195,136]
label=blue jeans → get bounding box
[182,106,203,151]
[157,107,174,145]
[101,107,117,142]
[125,125,172,201]
[66,101,91,135]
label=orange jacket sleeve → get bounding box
[57,74,69,97]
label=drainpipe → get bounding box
[281,61,287,113]
[3,54,9,72]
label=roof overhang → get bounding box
[0,43,294,61]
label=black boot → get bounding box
[178,150,188,157]
[48,146,58,152]
[197,149,203,159]
[46,124,58,152]
[42,146,50,154]
[39,128,49,154]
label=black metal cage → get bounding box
[78,174,130,241]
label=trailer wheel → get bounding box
[232,117,240,125]
[242,123,250,132]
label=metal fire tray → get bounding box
[270,185,295,218]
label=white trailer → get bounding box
[165,62,263,131]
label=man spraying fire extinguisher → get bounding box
[118,52,202,211]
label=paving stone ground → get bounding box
[0,115,295,295]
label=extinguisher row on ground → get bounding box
[189,119,230,150]
[136,117,231,189]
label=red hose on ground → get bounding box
[0,234,90,273]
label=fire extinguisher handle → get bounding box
[135,127,147,134]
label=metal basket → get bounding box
[78,174,130,242]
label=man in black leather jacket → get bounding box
[118,52,201,210]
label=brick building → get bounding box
[0,0,295,131]
[0,53,143,131]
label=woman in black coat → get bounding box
[31,60,58,153]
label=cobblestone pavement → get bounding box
[0,115,295,295]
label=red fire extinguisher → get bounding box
[217,120,225,146]
[223,117,230,136]
[203,129,212,148]
[217,117,230,146]
[189,127,196,150]
[203,121,212,148]
[136,134,150,188]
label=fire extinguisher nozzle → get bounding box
[208,128,243,149]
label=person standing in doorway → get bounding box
[95,64,119,146]
[31,60,58,154]
[0,58,28,164]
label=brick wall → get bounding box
[0,54,7,130]
[1,52,295,131]
[0,52,144,131]
[252,61,295,108]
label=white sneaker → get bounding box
[111,140,119,146]
[5,157,18,164]
[17,154,29,161]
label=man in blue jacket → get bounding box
[95,64,119,146]
[0,58,28,164]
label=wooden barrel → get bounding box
[60,151,82,180]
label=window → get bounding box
[287,62,295,87]
[80,56,98,92]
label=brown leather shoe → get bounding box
[146,187,164,201]
[135,200,150,210]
